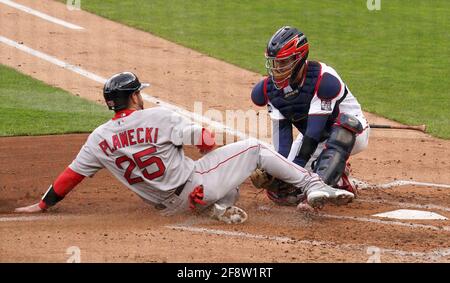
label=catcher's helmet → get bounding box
[103,72,149,111]
[265,26,309,89]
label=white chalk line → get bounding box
[0,36,105,83]
[0,0,84,30]
[0,214,72,222]
[166,224,295,243]
[1,35,449,190]
[166,224,450,261]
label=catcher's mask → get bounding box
[103,72,149,111]
[265,26,309,89]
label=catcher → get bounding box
[250,26,370,205]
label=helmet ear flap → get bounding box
[104,89,132,111]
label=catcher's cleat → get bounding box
[336,163,359,197]
[338,172,358,197]
[210,203,248,224]
[306,185,354,209]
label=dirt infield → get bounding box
[1,0,450,262]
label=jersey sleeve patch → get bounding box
[251,78,269,106]
[317,72,342,100]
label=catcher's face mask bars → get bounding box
[265,54,301,89]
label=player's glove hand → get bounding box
[199,144,216,155]
[15,203,45,213]
[196,129,216,154]
[189,185,207,210]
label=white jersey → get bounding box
[310,63,364,121]
[69,107,202,203]
[269,62,367,128]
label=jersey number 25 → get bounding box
[115,146,166,185]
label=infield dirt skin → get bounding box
[1,0,449,262]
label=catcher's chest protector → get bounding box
[267,61,322,123]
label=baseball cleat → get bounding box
[336,163,359,197]
[338,172,359,197]
[210,204,248,224]
[306,185,354,209]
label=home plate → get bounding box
[373,209,448,220]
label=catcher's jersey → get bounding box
[268,62,364,123]
[69,107,201,203]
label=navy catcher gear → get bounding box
[313,114,363,186]
[265,26,309,89]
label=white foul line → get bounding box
[166,224,450,261]
[0,36,105,83]
[1,35,449,190]
[166,224,295,243]
[0,0,84,30]
[0,215,73,222]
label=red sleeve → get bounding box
[38,167,85,210]
[196,128,216,152]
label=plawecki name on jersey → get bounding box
[69,107,205,204]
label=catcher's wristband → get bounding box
[41,184,64,208]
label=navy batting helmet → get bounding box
[265,26,309,89]
[103,72,149,111]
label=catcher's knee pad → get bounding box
[313,114,362,186]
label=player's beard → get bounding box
[135,91,144,110]
[138,97,144,110]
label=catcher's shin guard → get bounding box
[313,114,363,187]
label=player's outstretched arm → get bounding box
[169,109,217,154]
[15,167,85,213]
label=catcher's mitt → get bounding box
[250,168,305,206]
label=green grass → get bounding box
[0,65,111,136]
[67,0,450,138]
